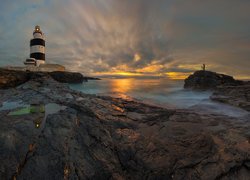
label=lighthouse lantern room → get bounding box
[24,25,45,66]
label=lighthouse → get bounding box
[18,26,65,72]
[24,25,45,66]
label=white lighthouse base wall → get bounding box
[36,60,45,67]
[5,64,66,72]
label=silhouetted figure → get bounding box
[201,64,206,71]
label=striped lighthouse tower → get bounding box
[27,25,45,66]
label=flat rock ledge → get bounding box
[0,75,249,179]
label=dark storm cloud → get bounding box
[0,0,249,78]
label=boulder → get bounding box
[184,70,242,90]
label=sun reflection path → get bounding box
[110,78,134,94]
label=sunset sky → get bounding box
[0,0,249,79]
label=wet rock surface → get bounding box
[0,75,249,179]
[184,70,242,90]
[0,68,29,89]
[211,82,250,111]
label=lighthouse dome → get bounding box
[33,25,44,39]
[33,25,42,34]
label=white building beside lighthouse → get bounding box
[24,25,45,66]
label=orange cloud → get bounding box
[136,64,164,73]
[94,71,143,77]
[166,72,191,80]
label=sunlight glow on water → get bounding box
[70,78,210,108]
[110,78,134,94]
[70,78,249,117]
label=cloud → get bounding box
[0,0,249,78]
[44,0,174,74]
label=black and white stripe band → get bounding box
[30,53,45,60]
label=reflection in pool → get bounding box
[0,101,28,111]
[0,102,66,128]
[8,104,45,116]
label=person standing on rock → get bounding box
[201,64,206,71]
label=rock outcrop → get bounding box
[0,74,249,179]
[210,82,250,111]
[184,70,242,90]
[184,70,250,111]
[0,68,29,89]
[0,69,97,88]
[49,71,86,83]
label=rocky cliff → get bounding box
[184,70,250,111]
[0,69,30,89]
[184,70,242,89]
[0,68,97,88]
[0,72,249,179]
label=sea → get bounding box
[69,77,249,118]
